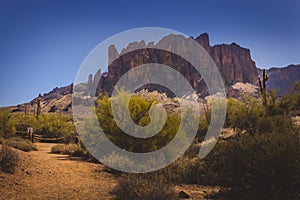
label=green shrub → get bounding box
[226,96,264,134]
[256,114,295,134]
[5,137,37,152]
[203,132,300,199]
[10,113,37,133]
[0,109,16,138]
[0,145,19,173]
[113,172,177,200]
[96,92,181,153]
[10,113,76,143]
[35,114,75,140]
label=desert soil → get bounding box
[0,143,117,200]
[0,143,219,200]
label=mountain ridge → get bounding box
[6,33,300,113]
[258,64,300,96]
[95,33,258,96]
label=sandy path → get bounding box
[0,143,117,200]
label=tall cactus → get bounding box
[24,104,27,115]
[258,69,269,105]
[36,98,41,119]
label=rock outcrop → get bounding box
[95,33,259,97]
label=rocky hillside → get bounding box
[95,33,259,97]
[12,85,73,114]
[258,64,300,96]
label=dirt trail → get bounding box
[0,143,117,200]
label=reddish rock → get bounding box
[94,33,259,97]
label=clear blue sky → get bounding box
[0,0,299,106]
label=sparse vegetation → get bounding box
[0,145,19,173]
[113,172,177,200]
[10,113,76,142]
[166,156,203,184]
[1,137,37,152]
[0,108,16,138]
[1,82,300,199]
[226,96,265,134]
[51,144,95,161]
[203,132,300,199]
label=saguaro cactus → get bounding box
[258,69,269,105]
[36,98,41,119]
[24,104,27,115]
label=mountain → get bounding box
[94,33,259,97]
[10,33,300,114]
[12,84,73,114]
[258,64,300,96]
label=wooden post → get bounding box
[27,127,33,140]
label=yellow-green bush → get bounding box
[11,113,37,133]
[96,92,181,153]
[0,109,16,138]
[35,114,75,139]
[9,113,76,142]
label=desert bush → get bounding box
[96,92,181,153]
[226,96,265,134]
[0,145,19,173]
[202,131,300,199]
[10,113,37,133]
[9,113,76,143]
[51,144,94,161]
[290,81,300,111]
[4,137,37,152]
[35,114,75,141]
[51,144,82,155]
[256,114,295,135]
[166,156,203,184]
[113,172,177,200]
[0,109,16,138]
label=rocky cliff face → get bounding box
[258,64,300,96]
[95,33,259,97]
